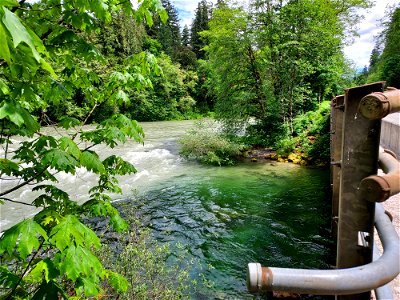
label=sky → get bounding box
[171,0,399,68]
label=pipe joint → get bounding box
[359,174,399,202]
[359,88,400,120]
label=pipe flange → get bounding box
[359,176,391,202]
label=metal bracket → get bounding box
[357,231,370,248]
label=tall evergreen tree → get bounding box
[367,5,400,87]
[380,6,400,87]
[182,25,190,46]
[191,0,211,59]
[146,0,182,57]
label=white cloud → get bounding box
[343,0,398,68]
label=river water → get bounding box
[0,120,333,299]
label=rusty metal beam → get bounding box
[330,95,345,236]
[336,82,385,300]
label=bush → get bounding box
[242,110,290,147]
[179,121,245,166]
[274,101,331,165]
[97,222,191,300]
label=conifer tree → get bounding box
[367,5,400,87]
[182,25,190,46]
[146,0,182,57]
[191,0,211,59]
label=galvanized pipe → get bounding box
[373,241,394,300]
[359,88,400,120]
[358,148,400,202]
[247,204,399,295]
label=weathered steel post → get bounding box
[336,82,385,300]
[330,95,344,236]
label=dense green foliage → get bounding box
[96,205,193,300]
[275,101,331,165]
[0,0,170,298]
[367,5,400,87]
[179,121,245,166]
[202,0,371,146]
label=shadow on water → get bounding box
[116,161,335,299]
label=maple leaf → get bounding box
[49,215,100,251]
[80,151,105,174]
[0,219,48,260]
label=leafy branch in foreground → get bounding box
[0,0,167,298]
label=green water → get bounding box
[117,161,333,299]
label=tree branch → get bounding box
[0,168,48,197]
[0,197,36,207]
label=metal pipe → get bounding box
[373,241,394,300]
[247,204,399,295]
[358,148,400,202]
[359,88,400,120]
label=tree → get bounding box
[377,6,400,87]
[203,0,372,138]
[0,0,167,298]
[191,0,211,59]
[182,24,190,46]
[202,5,268,124]
[146,0,181,57]
[366,5,400,87]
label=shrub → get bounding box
[179,121,245,166]
[97,221,191,299]
[274,101,331,165]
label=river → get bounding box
[0,120,333,299]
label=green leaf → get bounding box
[32,185,70,207]
[59,137,81,159]
[80,151,105,174]
[58,116,80,129]
[49,215,100,251]
[42,149,78,173]
[26,258,58,284]
[0,219,48,260]
[109,213,128,232]
[40,58,57,78]
[0,265,20,289]
[2,7,41,61]
[0,0,19,7]
[107,270,129,293]
[0,101,39,134]
[0,158,19,176]
[103,155,137,175]
[60,245,103,283]
[31,280,68,300]
[0,21,11,64]
[113,89,129,104]
[0,78,10,95]
[0,101,24,126]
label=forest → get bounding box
[0,0,399,299]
